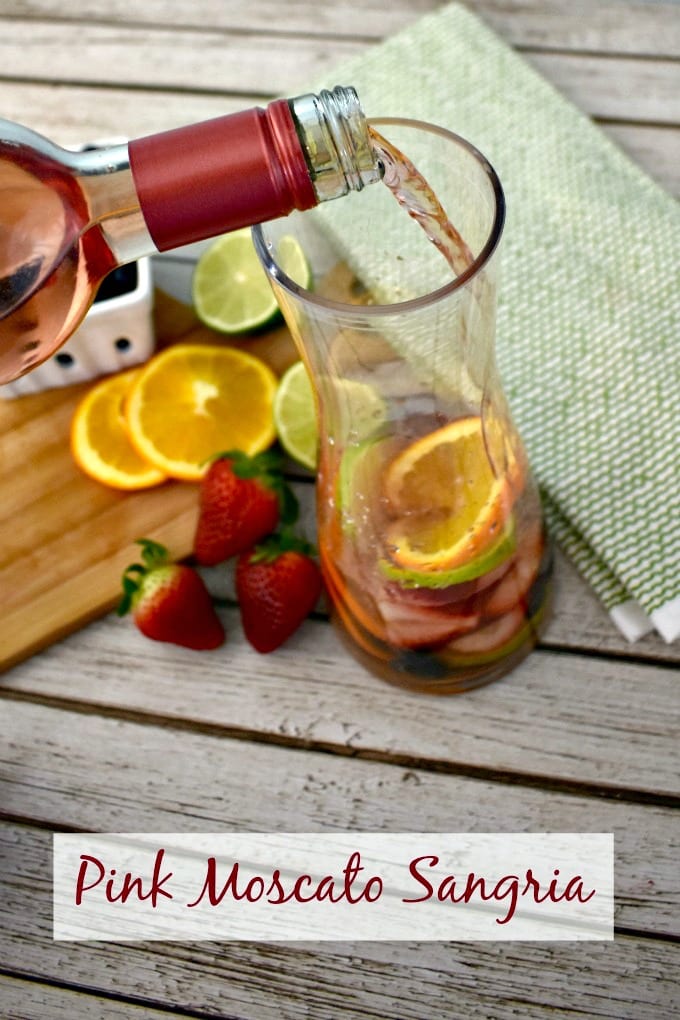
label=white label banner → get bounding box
[53,832,614,941]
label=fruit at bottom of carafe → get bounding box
[376,595,481,650]
[482,522,544,618]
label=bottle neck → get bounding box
[70,143,154,265]
[128,101,319,252]
[125,86,381,253]
[290,87,383,202]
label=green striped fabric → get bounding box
[306,2,679,642]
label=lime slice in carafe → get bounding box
[274,360,387,471]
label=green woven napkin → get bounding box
[304,2,680,643]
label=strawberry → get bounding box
[236,533,322,653]
[118,538,225,650]
[193,450,298,566]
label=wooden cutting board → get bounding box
[0,291,298,673]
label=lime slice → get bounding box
[274,234,312,288]
[192,229,309,334]
[274,361,387,471]
[379,519,516,589]
[336,435,384,534]
[273,360,318,470]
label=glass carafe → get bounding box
[254,119,552,693]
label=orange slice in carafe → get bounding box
[383,416,515,572]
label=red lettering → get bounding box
[405,861,521,924]
[188,852,382,908]
[436,874,467,904]
[344,851,383,903]
[522,867,552,903]
[186,858,244,907]
[292,873,317,903]
[265,869,286,904]
[564,876,596,903]
[463,872,488,903]
[403,854,438,903]
[491,875,519,925]
[314,874,339,902]
[76,850,172,907]
[270,853,382,905]
[245,876,265,902]
[75,854,105,905]
[361,874,383,903]
[547,869,561,901]
[523,867,596,907]
[103,849,172,906]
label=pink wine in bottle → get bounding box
[0,87,380,383]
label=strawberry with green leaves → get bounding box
[119,538,225,650]
[236,533,323,653]
[194,450,298,566]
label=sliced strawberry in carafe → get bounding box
[482,520,544,618]
[376,596,480,649]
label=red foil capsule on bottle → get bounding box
[128,100,317,251]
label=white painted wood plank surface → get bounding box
[0,976,197,1020]
[0,19,678,125]
[0,82,255,145]
[1,823,678,1019]
[468,0,680,57]
[0,21,369,95]
[602,121,680,197]
[0,1,678,1015]
[2,699,678,934]
[2,0,679,57]
[525,51,680,124]
[3,614,678,796]
[0,0,430,41]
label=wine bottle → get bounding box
[0,86,381,384]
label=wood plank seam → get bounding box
[0,967,219,1020]
[2,687,678,808]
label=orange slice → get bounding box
[125,344,278,481]
[384,416,513,572]
[70,369,167,490]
